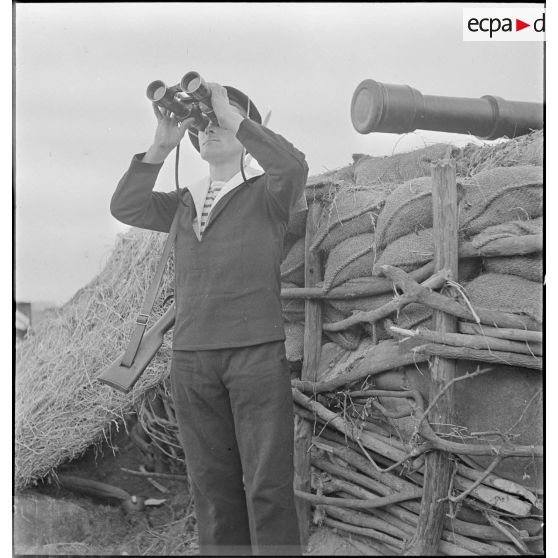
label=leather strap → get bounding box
[120,211,179,368]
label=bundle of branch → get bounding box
[390,326,542,370]
[136,380,184,467]
[293,388,542,554]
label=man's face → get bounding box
[198,102,245,164]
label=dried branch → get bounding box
[295,488,422,509]
[412,342,542,370]
[323,269,450,331]
[392,326,542,356]
[457,322,542,343]
[380,265,540,330]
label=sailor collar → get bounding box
[187,166,264,238]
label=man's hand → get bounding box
[203,83,245,135]
[143,105,195,164]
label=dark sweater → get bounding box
[110,119,309,350]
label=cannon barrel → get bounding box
[351,79,543,140]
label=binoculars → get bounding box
[146,71,217,131]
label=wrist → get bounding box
[220,112,244,135]
[143,144,172,164]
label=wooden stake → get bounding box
[410,157,458,555]
[293,202,323,546]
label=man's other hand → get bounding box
[143,105,195,164]
[204,83,244,135]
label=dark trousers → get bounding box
[170,341,302,556]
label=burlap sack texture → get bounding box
[464,272,543,327]
[280,237,306,286]
[374,176,465,252]
[471,216,542,249]
[373,229,482,279]
[457,129,543,177]
[353,143,459,187]
[371,360,542,485]
[459,166,543,238]
[322,233,376,291]
[485,253,543,282]
[284,322,305,362]
[310,187,392,255]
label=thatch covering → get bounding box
[15,229,174,489]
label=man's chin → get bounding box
[200,147,243,164]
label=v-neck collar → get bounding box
[187,166,264,239]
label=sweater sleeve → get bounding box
[110,153,179,233]
[235,119,309,220]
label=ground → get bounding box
[15,421,198,555]
[14,418,364,556]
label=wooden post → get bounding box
[408,158,458,555]
[294,203,323,547]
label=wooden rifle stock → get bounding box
[97,304,176,393]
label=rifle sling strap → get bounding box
[120,210,179,368]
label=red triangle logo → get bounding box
[516,19,530,31]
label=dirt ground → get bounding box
[13,417,365,556]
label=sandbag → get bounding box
[453,362,542,486]
[305,164,355,204]
[311,187,391,254]
[484,253,543,282]
[470,216,543,249]
[459,166,543,238]
[353,143,456,187]
[375,229,434,273]
[373,361,542,487]
[464,273,542,325]
[323,233,376,291]
[374,177,460,250]
[284,322,304,362]
[280,237,305,286]
[375,228,484,281]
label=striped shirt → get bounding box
[199,180,226,232]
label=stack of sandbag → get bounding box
[278,132,543,551]
[282,135,543,362]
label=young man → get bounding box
[111,82,308,556]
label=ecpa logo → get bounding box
[463,8,545,41]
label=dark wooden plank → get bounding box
[409,158,458,555]
[293,203,323,547]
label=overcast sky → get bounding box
[14,2,544,305]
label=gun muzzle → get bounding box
[146,80,193,120]
[351,79,543,140]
